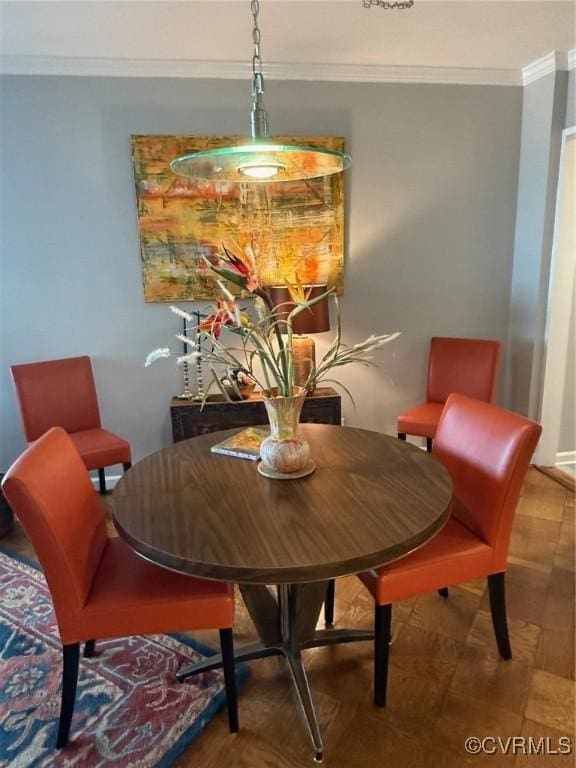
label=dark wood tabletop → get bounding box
[112,423,452,584]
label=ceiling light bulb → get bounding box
[237,161,286,179]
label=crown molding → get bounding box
[0,54,521,87]
[3,50,573,86]
[521,50,574,86]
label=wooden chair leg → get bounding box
[56,643,80,749]
[324,579,335,627]
[122,462,132,472]
[97,469,107,494]
[374,604,392,707]
[84,640,96,658]
[397,432,407,441]
[219,628,239,733]
[438,588,449,598]
[426,437,433,453]
[488,572,512,660]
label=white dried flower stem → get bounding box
[145,347,172,367]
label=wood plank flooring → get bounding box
[1,469,574,767]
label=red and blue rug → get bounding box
[0,549,247,767]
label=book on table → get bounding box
[210,427,269,461]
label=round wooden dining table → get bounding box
[112,423,452,762]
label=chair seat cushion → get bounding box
[77,537,234,642]
[397,402,445,439]
[358,518,494,605]
[69,428,131,470]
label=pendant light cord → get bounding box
[250,0,269,140]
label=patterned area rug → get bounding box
[0,550,247,767]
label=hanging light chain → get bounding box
[362,0,415,8]
[251,0,264,95]
[249,0,269,139]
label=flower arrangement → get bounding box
[146,245,399,402]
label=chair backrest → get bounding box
[426,337,501,404]
[1,427,108,641]
[433,393,541,570]
[11,356,101,441]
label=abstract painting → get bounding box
[131,135,346,302]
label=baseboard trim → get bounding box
[537,466,576,492]
[556,450,576,466]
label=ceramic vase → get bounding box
[258,387,315,479]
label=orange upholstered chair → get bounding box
[11,356,131,493]
[397,337,502,451]
[1,428,238,748]
[359,393,541,707]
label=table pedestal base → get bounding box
[176,583,374,762]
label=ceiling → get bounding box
[0,1,574,79]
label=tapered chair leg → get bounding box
[84,640,96,658]
[122,462,132,472]
[488,572,512,660]
[56,643,80,749]
[374,604,392,707]
[426,437,433,453]
[97,468,107,495]
[325,580,335,627]
[438,588,449,598]
[397,432,407,441]
[219,628,239,733]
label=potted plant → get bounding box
[147,247,399,478]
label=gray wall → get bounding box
[0,76,522,469]
[506,71,568,418]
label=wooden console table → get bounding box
[170,387,342,442]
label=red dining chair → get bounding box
[359,393,541,707]
[1,427,238,748]
[397,337,502,452]
[11,356,131,493]
[323,339,502,628]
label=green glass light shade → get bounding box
[170,142,351,183]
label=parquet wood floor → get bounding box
[1,469,574,767]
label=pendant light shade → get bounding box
[170,142,351,183]
[170,0,351,183]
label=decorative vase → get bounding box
[258,387,315,479]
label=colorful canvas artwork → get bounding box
[131,135,346,302]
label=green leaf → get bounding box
[209,366,233,402]
[318,378,356,408]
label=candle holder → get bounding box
[175,310,207,401]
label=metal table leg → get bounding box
[176,581,373,761]
[285,649,325,763]
[176,641,283,681]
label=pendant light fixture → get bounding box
[170,0,351,183]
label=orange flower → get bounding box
[217,246,258,292]
[285,275,313,305]
[199,300,236,339]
